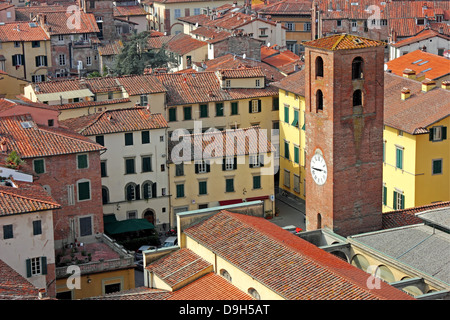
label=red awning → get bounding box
[246,196,269,202]
[219,199,243,206]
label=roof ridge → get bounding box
[0,187,60,208]
[37,125,105,150]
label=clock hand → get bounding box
[312,167,323,172]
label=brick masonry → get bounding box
[304,44,385,237]
[28,151,104,245]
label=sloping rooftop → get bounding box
[304,33,385,51]
[0,114,105,158]
[61,107,168,136]
[0,259,40,300]
[391,29,450,48]
[0,181,60,216]
[37,11,100,35]
[113,5,147,17]
[165,33,207,56]
[256,0,311,15]
[385,50,450,80]
[272,69,306,96]
[383,72,450,134]
[350,224,450,286]
[0,22,49,42]
[183,210,415,300]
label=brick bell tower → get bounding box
[303,34,385,237]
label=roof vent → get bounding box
[20,121,34,129]
[401,87,411,100]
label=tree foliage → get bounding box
[112,31,176,76]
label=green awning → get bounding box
[104,218,155,235]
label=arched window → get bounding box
[352,57,364,79]
[102,186,109,204]
[220,269,232,282]
[143,208,156,225]
[125,182,139,201]
[375,265,395,283]
[142,181,157,199]
[317,213,322,229]
[316,90,323,111]
[353,89,362,106]
[248,288,261,300]
[315,56,324,78]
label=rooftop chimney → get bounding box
[401,87,411,100]
[441,80,450,90]
[421,79,436,92]
[402,68,416,79]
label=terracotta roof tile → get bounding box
[0,181,60,216]
[147,248,212,288]
[113,5,147,17]
[165,33,207,56]
[217,66,266,79]
[61,107,168,136]
[184,210,415,300]
[85,287,172,300]
[272,69,305,96]
[0,114,105,158]
[304,33,385,51]
[256,0,312,15]
[392,29,450,48]
[383,72,450,134]
[0,259,40,300]
[0,22,49,42]
[55,98,131,110]
[382,201,450,229]
[115,74,167,95]
[147,34,175,49]
[385,50,450,81]
[168,273,253,300]
[98,40,123,56]
[168,126,274,162]
[190,26,232,43]
[39,11,99,35]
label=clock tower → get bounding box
[303,34,385,237]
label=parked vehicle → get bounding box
[162,236,178,247]
[135,245,156,260]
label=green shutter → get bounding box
[253,176,261,189]
[284,106,289,123]
[26,259,32,277]
[169,108,177,121]
[231,102,238,115]
[77,154,88,169]
[125,132,133,146]
[199,181,207,195]
[226,178,234,192]
[258,99,262,112]
[200,104,208,118]
[176,184,184,198]
[401,194,405,209]
[294,146,299,164]
[184,106,192,120]
[78,181,90,201]
[142,157,152,172]
[34,159,45,174]
[141,131,150,144]
[284,141,289,159]
[126,159,135,174]
[396,148,403,169]
[292,110,299,127]
[41,257,47,275]
[393,191,397,209]
[383,186,387,206]
[216,103,224,116]
[273,97,279,110]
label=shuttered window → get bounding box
[199,181,207,195]
[78,181,90,201]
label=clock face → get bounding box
[310,153,327,185]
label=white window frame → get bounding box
[59,54,66,66]
[251,99,259,113]
[432,126,442,141]
[249,154,260,168]
[225,157,234,170]
[30,257,42,276]
[86,56,92,66]
[197,160,207,173]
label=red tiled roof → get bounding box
[55,98,131,110]
[85,77,122,93]
[33,79,87,94]
[385,50,450,80]
[147,248,212,288]
[262,50,300,68]
[156,72,230,105]
[177,14,212,26]
[382,201,450,229]
[0,22,49,42]
[256,0,312,15]
[0,114,105,158]
[61,107,168,136]
[304,33,385,51]
[203,54,285,82]
[166,33,207,56]
[98,40,123,56]
[86,287,172,300]
[15,5,68,21]
[168,273,253,300]
[190,26,232,43]
[147,34,175,49]
[113,5,147,17]
[0,259,40,300]
[392,29,450,48]
[116,74,167,95]
[39,11,100,35]
[316,0,388,20]
[168,126,274,161]
[0,182,60,216]
[217,66,266,79]
[272,69,305,96]
[184,210,415,300]
[383,72,450,134]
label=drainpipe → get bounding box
[22,41,26,79]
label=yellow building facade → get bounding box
[382,75,450,212]
[273,70,306,200]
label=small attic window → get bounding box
[411,59,423,64]
[20,121,34,128]
[417,60,429,66]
